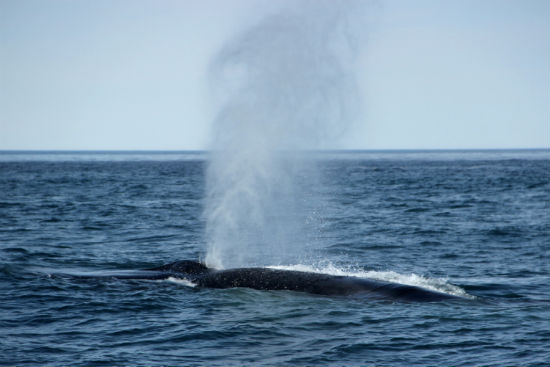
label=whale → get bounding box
[64,260,462,302]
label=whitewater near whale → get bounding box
[60,260,463,302]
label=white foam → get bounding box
[166,277,197,288]
[268,264,472,298]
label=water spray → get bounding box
[204,0,364,268]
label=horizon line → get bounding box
[0,148,549,153]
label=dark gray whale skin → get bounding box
[97,260,461,302]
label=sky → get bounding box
[1,0,548,150]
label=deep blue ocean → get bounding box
[1,150,549,366]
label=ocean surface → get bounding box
[1,150,549,366]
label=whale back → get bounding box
[194,267,459,301]
[114,260,462,301]
[195,268,380,295]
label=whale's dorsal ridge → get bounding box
[103,259,462,301]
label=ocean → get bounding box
[1,150,548,366]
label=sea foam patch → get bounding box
[166,277,197,287]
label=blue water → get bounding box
[1,150,548,366]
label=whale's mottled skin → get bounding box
[69,260,460,302]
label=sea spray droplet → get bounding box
[203,0,366,269]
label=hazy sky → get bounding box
[1,0,548,150]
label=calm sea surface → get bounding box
[1,150,549,366]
